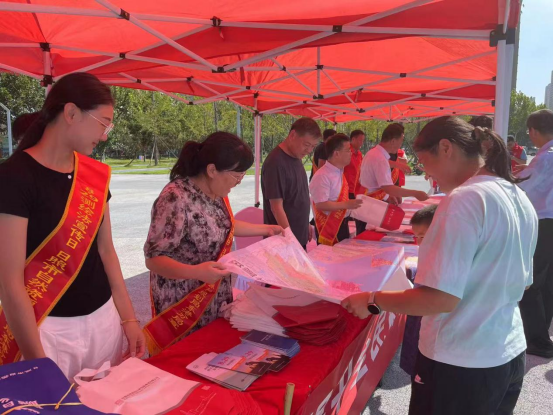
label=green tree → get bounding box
[509,90,547,147]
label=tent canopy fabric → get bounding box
[0,0,520,122]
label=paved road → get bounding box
[109,173,551,415]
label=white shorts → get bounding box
[38,297,124,381]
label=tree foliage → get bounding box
[0,73,546,159]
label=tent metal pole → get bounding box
[317,47,321,97]
[271,58,316,96]
[0,2,113,17]
[56,56,121,80]
[95,0,218,71]
[493,42,514,140]
[119,73,192,104]
[0,103,12,155]
[43,49,52,95]
[260,102,303,115]
[224,0,432,71]
[0,63,41,80]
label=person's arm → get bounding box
[381,185,428,201]
[511,155,526,165]
[0,214,46,360]
[315,199,362,212]
[145,256,229,284]
[341,286,460,319]
[268,199,290,229]
[97,204,145,358]
[234,220,283,237]
[388,159,412,174]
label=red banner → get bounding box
[300,312,406,415]
[0,153,110,365]
[143,198,235,356]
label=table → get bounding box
[147,233,408,415]
[148,313,405,415]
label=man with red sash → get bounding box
[507,135,528,173]
[310,134,363,246]
[360,123,429,204]
[0,153,112,365]
[344,130,367,235]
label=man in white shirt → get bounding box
[310,134,362,245]
[359,123,428,203]
[518,109,553,358]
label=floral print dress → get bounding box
[144,177,233,336]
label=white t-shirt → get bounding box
[416,175,538,368]
[517,140,553,219]
[359,145,393,195]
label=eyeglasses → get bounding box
[225,171,246,185]
[84,110,114,136]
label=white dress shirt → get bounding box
[517,140,553,219]
[309,161,346,216]
[359,145,393,196]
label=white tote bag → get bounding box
[75,358,199,415]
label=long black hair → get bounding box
[14,73,114,154]
[170,132,254,181]
[413,116,525,184]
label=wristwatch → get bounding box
[367,292,381,315]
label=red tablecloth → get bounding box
[356,229,416,243]
[147,310,405,415]
[147,233,408,414]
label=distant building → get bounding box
[545,71,553,110]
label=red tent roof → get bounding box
[0,0,520,122]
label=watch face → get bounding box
[367,304,381,315]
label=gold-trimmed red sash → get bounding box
[143,197,234,356]
[313,175,349,246]
[364,168,399,200]
[0,152,110,365]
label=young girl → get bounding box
[0,73,144,380]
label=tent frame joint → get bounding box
[489,25,515,47]
[316,64,324,70]
[39,42,50,52]
[332,25,342,33]
[41,74,53,87]
[119,8,130,20]
[399,72,407,78]
[313,94,324,100]
[119,52,126,59]
[211,16,222,27]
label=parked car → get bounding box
[527,146,538,156]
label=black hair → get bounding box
[14,73,114,154]
[12,113,38,144]
[381,123,404,143]
[350,129,365,140]
[468,115,493,129]
[325,133,350,157]
[170,131,254,181]
[410,204,438,227]
[323,128,336,141]
[527,109,553,137]
[414,116,526,184]
[289,117,322,139]
[507,135,515,143]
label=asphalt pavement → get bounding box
[110,173,552,415]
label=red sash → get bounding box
[365,168,399,200]
[0,153,110,365]
[313,175,349,246]
[144,198,235,356]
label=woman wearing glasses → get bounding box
[143,132,281,352]
[0,73,144,379]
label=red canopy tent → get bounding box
[0,0,520,202]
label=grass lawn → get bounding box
[107,157,313,174]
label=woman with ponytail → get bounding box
[0,73,144,379]
[341,116,538,414]
[142,132,282,353]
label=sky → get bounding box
[516,0,553,104]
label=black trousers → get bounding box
[409,351,525,415]
[348,192,366,236]
[519,218,553,348]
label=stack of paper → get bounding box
[228,283,321,336]
[272,300,347,346]
[241,330,300,357]
[186,353,259,391]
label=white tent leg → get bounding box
[254,115,262,207]
[493,39,514,141]
[0,103,12,155]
